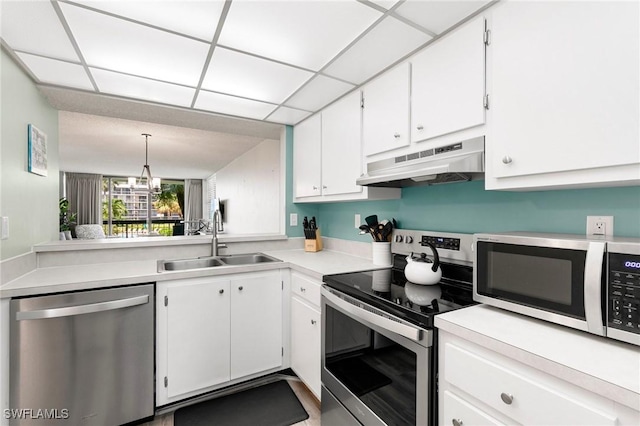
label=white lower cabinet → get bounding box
[438,332,638,426]
[289,271,322,400]
[156,270,283,406]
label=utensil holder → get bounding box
[372,242,392,266]
[304,229,323,252]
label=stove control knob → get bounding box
[395,235,403,243]
[405,236,414,244]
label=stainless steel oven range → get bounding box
[321,230,475,426]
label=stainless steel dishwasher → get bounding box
[10,284,154,425]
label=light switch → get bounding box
[290,213,298,227]
[1,217,8,240]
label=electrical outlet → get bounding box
[289,213,298,227]
[355,214,361,229]
[586,216,614,237]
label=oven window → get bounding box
[477,242,586,318]
[324,306,417,425]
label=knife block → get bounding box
[304,229,323,252]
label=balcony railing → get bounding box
[103,219,182,238]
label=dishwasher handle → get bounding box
[16,294,149,321]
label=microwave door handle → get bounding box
[322,289,423,342]
[584,242,606,336]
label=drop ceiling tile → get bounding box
[16,53,93,90]
[368,0,402,10]
[266,106,311,125]
[202,48,314,104]
[91,68,196,107]
[218,0,382,71]
[195,90,277,120]
[285,75,355,112]
[67,0,225,41]
[324,16,431,85]
[395,0,490,34]
[0,1,78,61]
[59,2,209,86]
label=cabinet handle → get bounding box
[219,289,224,294]
[452,419,463,426]
[322,185,327,189]
[300,287,306,292]
[311,319,317,325]
[502,155,513,164]
[417,125,424,130]
[312,186,318,190]
[500,392,514,405]
[238,286,243,291]
[393,133,401,139]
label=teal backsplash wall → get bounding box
[318,181,640,242]
[285,126,640,241]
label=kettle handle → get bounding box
[422,242,440,272]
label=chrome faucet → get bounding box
[212,209,226,256]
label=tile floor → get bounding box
[142,380,320,426]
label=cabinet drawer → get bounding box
[442,390,504,426]
[443,343,617,425]
[291,272,321,307]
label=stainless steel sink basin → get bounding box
[158,257,225,272]
[218,253,281,266]
[158,252,281,272]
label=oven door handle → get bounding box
[322,288,424,342]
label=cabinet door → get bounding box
[321,91,363,196]
[290,296,321,399]
[411,15,486,143]
[230,272,282,379]
[166,279,231,399]
[362,62,411,156]
[293,114,322,198]
[489,1,639,179]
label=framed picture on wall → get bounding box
[28,123,47,176]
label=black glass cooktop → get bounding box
[323,255,475,329]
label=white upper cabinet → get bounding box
[293,92,400,203]
[411,15,486,143]
[321,91,363,196]
[362,62,411,156]
[293,114,322,198]
[486,0,640,190]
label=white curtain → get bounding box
[184,179,203,224]
[65,172,102,225]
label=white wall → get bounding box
[215,139,281,234]
[1,50,59,260]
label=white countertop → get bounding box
[33,234,288,252]
[0,248,384,298]
[435,304,640,411]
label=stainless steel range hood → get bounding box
[356,136,484,188]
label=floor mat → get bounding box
[327,357,392,396]
[174,380,309,426]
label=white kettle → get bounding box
[404,242,442,285]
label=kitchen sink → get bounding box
[218,253,281,266]
[157,252,281,272]
[158,257,225,272]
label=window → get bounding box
[102,177,184,237]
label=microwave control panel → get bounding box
[608,253,640,335]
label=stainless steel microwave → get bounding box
[473,232,640,346]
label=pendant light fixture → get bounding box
[129,133,161,193]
